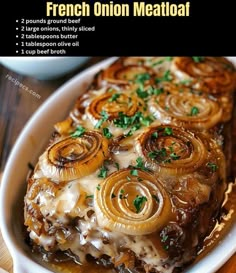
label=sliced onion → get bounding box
[149,89,222,130]
[136,125,207,175]
[94,169,172,235]
[172,57,236,94]
[39,131,109,182]
[87,91,140,123]
[99,60,154,86]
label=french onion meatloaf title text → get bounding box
[46,1,191,17]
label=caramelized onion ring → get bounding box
[39,131,109,182]
[100,62,153,85]
[172,57,236,94]
[149,91,222,130]
[94,169,172,235]
[87,91,139,122]
[136,125,207,175]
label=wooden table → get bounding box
[0,57,235,273]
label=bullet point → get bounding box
[16,20,18,23]
[16,35,18,38]
[16,27,18,30]
[16,43,18,46]
[16,51,18,53]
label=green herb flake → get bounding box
[70,125,85,138]
[153,88,164,95]
[136,87,149,99]
[136,157,145,169]
[161,235,168,243]
[165,56,173,61]
[163,245,169,251]
[114,162,120,170]
[190,106,199,116]
[103,127,113,139]
[192,56,204,63]
[108,93,120,102]
[126,176,131,181]
[148,148,167,159]
[180,79,192,85]
[151,59,165,67]
[135,157,149,171]
[96,184,101,191]
[207,162,218,172]
[119,189,126,199]
[133,195,148,213]
[130,169,138,176]
[98,165,108,178]
[165,106,170,111]
[152,132,158,139]
[135,73,151,84]
[170,153,180,160]
[155,70,172,83]
[95,110,109,129]
[86,194,94,199]
[140,115,154,126]
[164,127,173,136]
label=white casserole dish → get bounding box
[0,57,235,273]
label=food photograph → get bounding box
[0,57,235,273]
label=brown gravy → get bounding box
[41,181,235,273]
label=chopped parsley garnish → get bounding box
[169,145,174,153]
[114,162,120,170]
[119,189,127,199]
[140,115,154,126]
[152,132,158,139]
[151,59,165,66]
[136,86,149,99]
[192,56,204,63]
[126,176,131,181]
[135,157,149,171]
[108,93,120,102]
[207,162,218,172]
[190,106,199,116]
[151,57,173,67]
[130,169,138,176]
[136,86,164,100]
[152,88,164,95]
[96,184,101,190]
[95,110,109,129]
[164,127,173,136]
[165,56,173,61]
[114,111,153,131]
[136,157,145,169]
[103,127,113,139]
[170,153,180,160]
[161,235,169,243]
[86,194,94,199]
[148,148,167,159]
[180,79,192,85]
[133,195,147,213]
[98,165,108,178]
[135,73,151,84]
[70,125,85,138]
[155,70,172,83]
